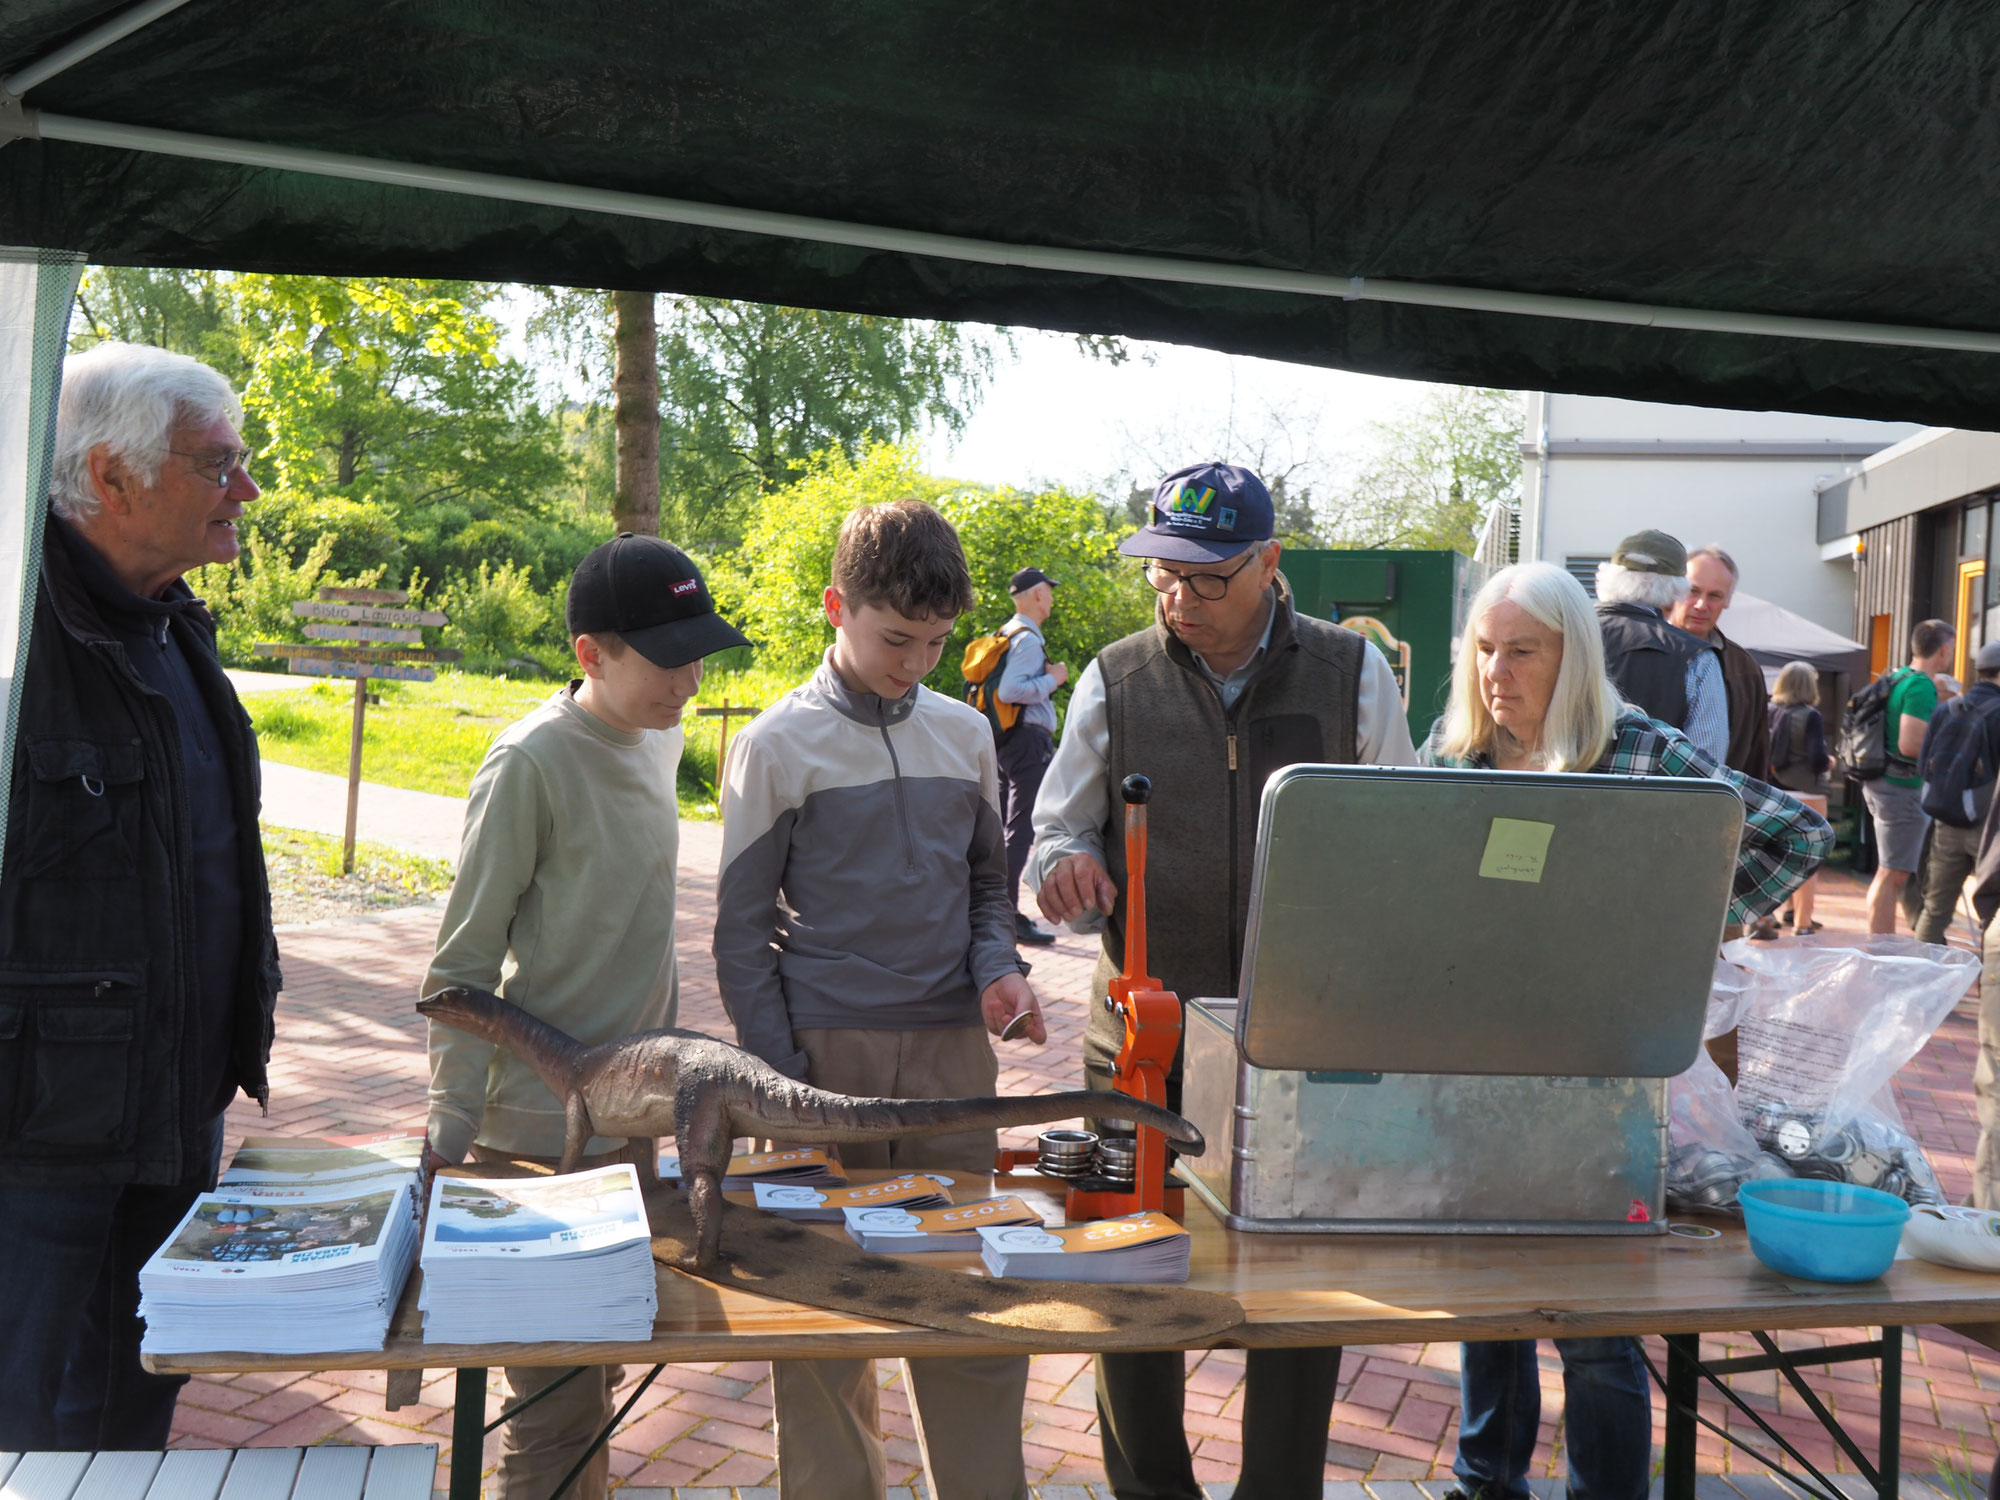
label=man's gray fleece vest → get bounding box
[1088,589,1363,1082]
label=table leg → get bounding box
[451,1366,488,1500]
[1878,1326,1900,1500]
[1662,1333,1699,1500]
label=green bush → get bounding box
[188,530,385,667]
[245,490,405,578]
[439,560,561,669]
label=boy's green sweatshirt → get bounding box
[423,687,681,1162]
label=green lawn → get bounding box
[243,664,803,813]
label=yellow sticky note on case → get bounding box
[1478,817,1555,883]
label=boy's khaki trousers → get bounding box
[468,1142,645,1500]
[1979,922,2000,1209]
[776,1024,1030,1500]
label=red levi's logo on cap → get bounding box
[671,579,700,598]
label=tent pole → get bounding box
[1,0,198,97]
[10,107,2000,358]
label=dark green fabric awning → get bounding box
[5,2,2000,425]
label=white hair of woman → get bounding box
[1434,561,1624,772]
[1594,558,1689,613]
[50,341,243,523]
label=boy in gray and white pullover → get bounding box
[714,500,1044,1500]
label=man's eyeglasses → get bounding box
[159,447,254,488]
[1144,549,1259,602]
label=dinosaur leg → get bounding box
[559,1090,593,1175]
[674,1097,734,1271]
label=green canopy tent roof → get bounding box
[6,1,2000,425]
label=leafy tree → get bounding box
[1327,387,1523,553]
[707,443,1151,713]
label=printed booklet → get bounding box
[419,1164,657,1344]
[138,1179,421,1354]
[844,1195,1042,1252]
[752,1172,955,1221]
[221,1129,425,1192]
[977,1212,1192,1284]
[660,1145,848,1191]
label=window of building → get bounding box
[1564,555,1609,599]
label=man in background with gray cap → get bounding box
[995,566,1067,945]
[1595,529,1729,763]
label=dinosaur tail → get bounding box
[415,985,587,1104]
[747,1088,1206,1157]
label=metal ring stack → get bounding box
[1037,1129,1099,1179]
[1095,1133,1137,1184]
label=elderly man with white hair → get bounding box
[1594,528,1729,764]
[0,342,280,1451]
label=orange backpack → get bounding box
[962,621,1030,738]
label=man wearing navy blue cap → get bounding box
[1028,461,1417,1499]
[995,566,1066,945]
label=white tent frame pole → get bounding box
[12,107,2000,357]
[1,0,198,96]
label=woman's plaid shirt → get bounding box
[1424,709,1833,924]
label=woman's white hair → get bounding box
[1595,559,1689,612]
[1435,561,1623,772]
[50,342,243,523]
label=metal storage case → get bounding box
[1176,764,1743,1235]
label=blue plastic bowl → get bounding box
[1738,1178,1911,1283]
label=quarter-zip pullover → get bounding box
[712,652,1021,1078]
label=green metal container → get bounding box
[1281,549,1490,745]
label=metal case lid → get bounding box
[1234,764,1743,1077]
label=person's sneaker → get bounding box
[1015,914,1056,946]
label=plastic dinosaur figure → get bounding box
[417,985,1206,1269]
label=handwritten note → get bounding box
[1478,817,1555,883]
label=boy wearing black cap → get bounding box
[420,533,748,1500]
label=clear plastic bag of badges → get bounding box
[1668,940,1973,1212]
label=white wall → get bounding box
[1521,395,1922,637]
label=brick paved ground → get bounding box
[168,830,2000,1497]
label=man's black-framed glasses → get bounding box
[159,446,254,488]
[1144,548,1259,601]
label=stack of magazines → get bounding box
[845,1195,1042,1252]
[661,1145,848,1191]
[753,1172,954,1221]
[419,1164,657,1344]
[977,1211,1193,1284]
[139,1133,423,1355]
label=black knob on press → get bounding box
[1121,774,1151,805]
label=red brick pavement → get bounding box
[168,844,2000,1495]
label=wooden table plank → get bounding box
[358,1447,437,1500]
[144,1173,2000,1374]
[2,1452,91,1500]
[140,1452,230,1500]
[71,1453,163,1500]
[213,1450,300,1500]
[289,1447,369,1500]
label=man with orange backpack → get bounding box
[965,567,1067,945]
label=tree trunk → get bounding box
[612,290,660,536]
[337,427,360,486]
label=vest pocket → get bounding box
[0,972,141,1149]
[20,738,146,881]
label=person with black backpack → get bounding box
[1914,640,2000,944]
[984,567,1067,945]
[1855,618,1956,934]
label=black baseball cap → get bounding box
[566,533,750,669]
[1009,567,1058,594]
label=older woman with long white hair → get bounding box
[1422,561,1831,1500]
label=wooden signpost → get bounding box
[254,587,458,873]
[694,703,760,788]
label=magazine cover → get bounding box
[422,1164,652,1259]
[221,1130,425,1187]
[146,1185,406,1277]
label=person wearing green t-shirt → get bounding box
[1864,617,1955,933]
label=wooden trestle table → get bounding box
[148,1171,2000,1500]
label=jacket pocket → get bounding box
[19,738,146,881]
[0,971,141,1149]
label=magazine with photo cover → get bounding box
[418,1164,657,1344]
[221,1129,425,1189]
[138,1180,420,1355]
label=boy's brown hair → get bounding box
[831,499,976,621]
